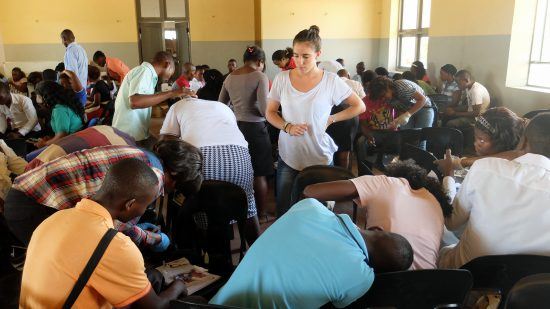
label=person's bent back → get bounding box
[20,159,187,308]
[210,198,413,308]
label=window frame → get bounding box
[527,0,550,89]
[397,0,430,70]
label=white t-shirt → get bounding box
[438,154,550,268]
[0,93,41,136]
[189,78,204,92]
[268,70,353,170]
[465,82,490,112]
[160,98,248,149]
[318,61,344,74]
[341,77,366,99]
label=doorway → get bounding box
[135,0,190,77]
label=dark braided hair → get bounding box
[475,107,526,153]
[272,47,293,61]
[35,81,85,124]
[243,45,266,63]
[385,159,453,217]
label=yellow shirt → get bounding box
[20,199,151,308]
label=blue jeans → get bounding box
[402,107,434,149]
[276,158,300,218]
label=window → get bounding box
[528,0,550,88]
[397,0,431,69]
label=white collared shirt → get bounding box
[439,154,550,268]
[341,77,366,99]
[0,93,41,135]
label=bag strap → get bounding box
[63,228,118,309]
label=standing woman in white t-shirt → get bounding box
[266,25,366,216]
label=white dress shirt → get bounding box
[0,93,41,136]
[439,154,550,268]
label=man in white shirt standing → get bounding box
[444,70,490,128]
[438,113,550,268]
[0,83,41,139]
[61,29,89,90]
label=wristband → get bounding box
[282,122,290,133]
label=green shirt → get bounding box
[111,62,158,141]
[51,105,83,134]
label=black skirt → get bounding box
[237,121,274,176]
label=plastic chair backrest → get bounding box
[290,165,356,206]
[421,127,463,158]
[347,269,473,309]
[461,254,550,308]
[523,109,550,119]
[504,273,550,309]
[399,143,442,180]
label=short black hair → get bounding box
[55,62,65,72]
[411,60,427,79]
[441,64,457,76]
[93,50,106,62]
[88,66,101,81]
[42,69,57,81]
[524,113,550,157]
[385,159,452,217]
[455,69,472,80]
[361,70,377,84]
[228,58,237,63]
[365,230,414,273]
[98,158,160,203]
[152,51,174,65]
[402,71,416,82]
[154,140,203,196]
[336,69,348,78]
[60,29,75,41]
[392,73,403,81]
[375,67,389,76]
[27,72,43,85]
[475,107,525,153]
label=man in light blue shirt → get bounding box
[210,198,413,308]
[112,51,194,148]
[61,29,88,91]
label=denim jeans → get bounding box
[402,107,434,149]
[276,158,300,218]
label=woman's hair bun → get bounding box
[308,25,320,34]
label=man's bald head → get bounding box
[60,29,75,47]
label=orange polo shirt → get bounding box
[20,199,151,309]
[106,57,130,83]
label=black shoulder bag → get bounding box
[62,228,118,309]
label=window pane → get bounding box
[400,36,417,68]
[401,0,419,30]
[166,0,187,18]
[140,0,161,18]
[421,0,431,28]
[531,0,548,61]
[528,63,550,88]
[541,0,550,62]
[419,36,429,65]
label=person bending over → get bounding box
[20,158,188,308]
[210,198,413,308]
[304,160,452,269]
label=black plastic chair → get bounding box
[523,109,550,119]
[196,180,249,273]
[399,143,443,180]
[421,127,463,158]
[355,129,422,171]
[460,255,550,308]
[290,165,358,222]
[170,300,241,309]
[347,269,473,309]
[504,273,550,309]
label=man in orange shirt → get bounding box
[20,158,187,308]
[93,50,130,83]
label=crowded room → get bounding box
[1,0,550,308]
